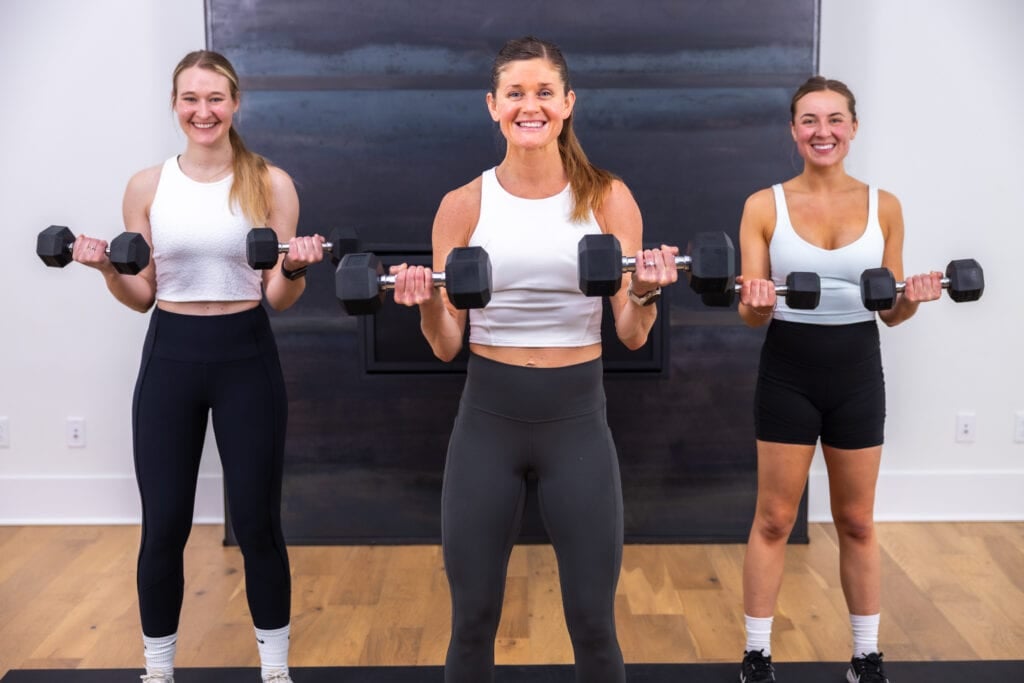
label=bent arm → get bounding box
[107,167,159,313]
[737,189,777,327]
[419,185,476,362]
[261,167,307,311]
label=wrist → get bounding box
[280,260,308,281]
[627,278,661,306]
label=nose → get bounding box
[520,93,542,111]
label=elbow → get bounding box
[432,343,462,363]
[619,334,648,351]
[132,298,155,314]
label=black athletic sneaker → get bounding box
[740,649,776,682]
[847,652,890,682]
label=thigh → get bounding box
[133,355,208,526]
[210,355,287,518]
[442,407,529,601]
[753,440,817,519]
[822,444,882,520]
[535,411,623,604]
[755,351,823,446]
[821,356,886,450]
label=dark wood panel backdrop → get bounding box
[209,0,819,543]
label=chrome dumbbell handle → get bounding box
[376,272,447,290]
[620,255,693,273]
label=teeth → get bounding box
[193,122,216,129]
[813,144,835,150]
[517,121,544,128]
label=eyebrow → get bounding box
[179,90,229,97]
[503,82,557,89]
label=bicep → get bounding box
[262,167,300,288]
[739,191,773,279]
[122,169,158,287]
[266,167,300,240]
[879,190,905,281]
[597,181,643,319]
[431,185,479,323]
[600,180,643,254]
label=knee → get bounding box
[564,605,616,651]
[753,503,800,543]
[833,508,875,543]
[451,598,501,644]
[230,508,282,553]
[141,513,192,559]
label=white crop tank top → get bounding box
[769,183,883,325]
[148,156,263,303]
[468,168,603,347]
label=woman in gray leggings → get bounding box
[392,36,679,683]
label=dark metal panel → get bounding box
[212,0,818,544]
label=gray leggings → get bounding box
[442,353,625,683]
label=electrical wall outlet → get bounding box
[955,411,976,443]
[1015,411,1024,443]
[67,417,86,448]
[0,416,9,448]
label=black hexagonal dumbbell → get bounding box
[245,226,360,269]
[577,231,735,297]
[36,225,150,275]
[860,259,984,311]
[700,272,822,310]
[335,247,492,315]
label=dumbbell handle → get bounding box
[726,282,797,296]
[58,241,116,258]
[270,241,338,254]
[377,272,447,290]
[621,255,693,273]
[893,277,951,294]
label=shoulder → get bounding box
[602,178,638,210]
[433,176,482,246]
[437,176,482,224]
[877,187,902,215]
[876,187,904,240]
[742,186,777,219]
[125,163,164,198]
[266,164,297,193]
[594,178,640,228]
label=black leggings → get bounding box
[132,306,290,637]
[442,354,625,683]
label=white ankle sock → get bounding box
[850,612,880,658]
[255,624,290,678]
[744,614,774,657]
[142,632,177,673]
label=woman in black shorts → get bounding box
[734,76,943,683]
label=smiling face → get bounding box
[791,89,858,168]
[172,65,239,147]
[487,58,575,152]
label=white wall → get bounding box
[1,0,1021,524]
[0,0,216,522]
[812,0,1024,520]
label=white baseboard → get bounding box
[2,471,1021,526]
[809,470,1024,522]
[0,474,225,524]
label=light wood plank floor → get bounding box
[1,522,1022,675]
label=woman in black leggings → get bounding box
[72,50,323,683]
[391,36,680,683]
